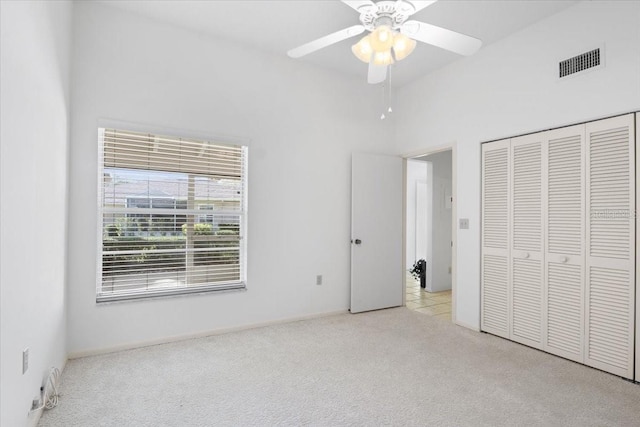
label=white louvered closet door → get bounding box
[544,125,585,363]
[585,114,635,379]
[481,139,510,339]
[509,134,545,349]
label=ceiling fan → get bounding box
[287,0,482,84]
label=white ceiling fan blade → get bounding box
[401,1,438,15]
[341,0,376,13]
[401,20,482,56]
[368,62,387,84]
[287,25,365,58]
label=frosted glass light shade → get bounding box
[351,28,416,64]
[392,33,416,61]
[372,50,394,66]
[370,25,394,51]
[351,35,373,63]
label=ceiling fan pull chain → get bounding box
[381,66,392,120]
[380,74,387,120]
[385,65,393,113]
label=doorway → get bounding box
[404,148,455,321]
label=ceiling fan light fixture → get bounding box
[392,33,416,61]
[369,25,394,52]
[372,50,394,66]
[351,35,373,63]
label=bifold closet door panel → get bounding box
[544,125,585,363]
[585,114,635,379]
[481,139,510,339]
[509,134,545,349]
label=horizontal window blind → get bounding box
[98,128,247,302]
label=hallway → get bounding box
[405,273,452,321]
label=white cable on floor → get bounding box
[44,367,61,409]
[28,367,61,415]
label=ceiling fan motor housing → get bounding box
[358,1,416,31]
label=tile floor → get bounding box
[405,273,452,321]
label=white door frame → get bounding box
[635,113,639,381]
[402,143,457,323]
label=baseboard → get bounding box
[454,319,480,332]
[68,309,348,359]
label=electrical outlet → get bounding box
[22,348,29,374]
[31,396,41,411]
[459,218,469,229]
[316,275,323,285]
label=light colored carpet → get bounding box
[39,308,640,426]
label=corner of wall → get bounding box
[0,1,73,426]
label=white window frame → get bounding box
[96,127,248,302]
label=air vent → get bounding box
[559,48,601,78]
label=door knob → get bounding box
[353,239,362,245]
[561,256,568,263]
[523,252,530,259]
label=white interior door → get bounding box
[509,133,545,349]
[481,139,511,338]
[544,124,585,363]
[584,114,635,379]
[350,152,403,313]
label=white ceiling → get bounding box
[99,0,578,87]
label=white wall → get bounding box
[0,1,72,426]
[395,0,640,329]
[405,160,428,269]
[67,2,393,355]
[423,151,452,292]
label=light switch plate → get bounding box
[459,218,469,229]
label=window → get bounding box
[197,204,214,224]
[98,128,247,302]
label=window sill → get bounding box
[96,282,246,304]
